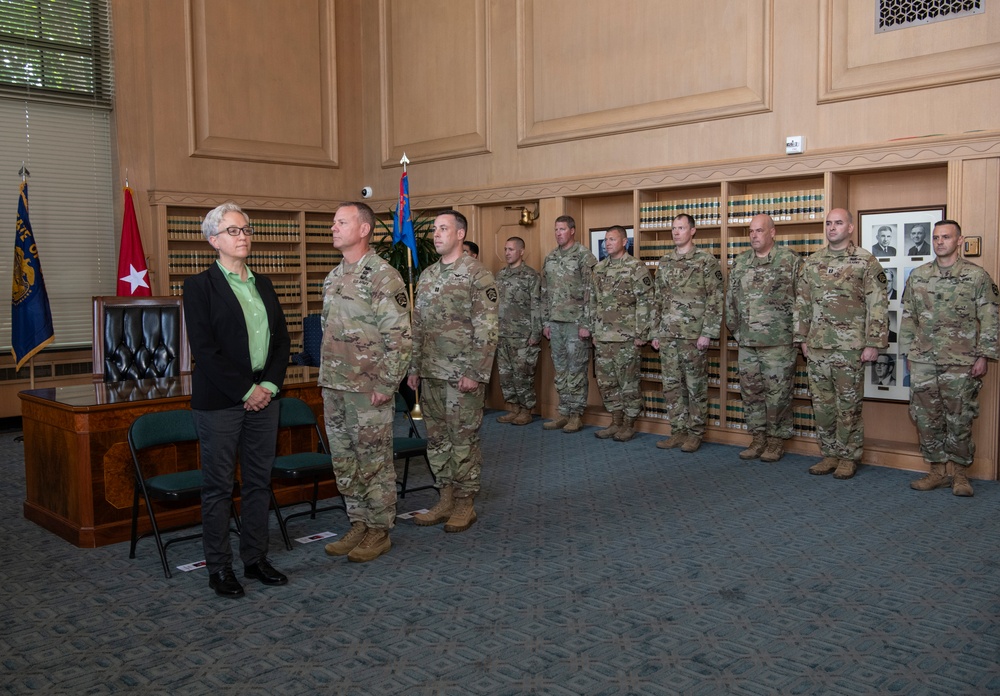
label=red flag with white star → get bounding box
[117,186,151,296]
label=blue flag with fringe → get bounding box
[393,170,419,269]
[11,181,55,369]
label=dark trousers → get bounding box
[193,403,279,574]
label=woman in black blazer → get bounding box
[183,202,290,598]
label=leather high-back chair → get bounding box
[92,296,191,383]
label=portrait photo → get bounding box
[871,224,897,258]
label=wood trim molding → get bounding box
[147,191,343,212]
[185,0,340,168]
[148,132,1000,213]
[516,0,773,147]
[818,0,1000,103]
[378,0,491,166]
[401,131,1000,208]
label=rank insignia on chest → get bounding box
[360,268,372,283]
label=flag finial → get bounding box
[18,162,29,181]
[400,153,409,172]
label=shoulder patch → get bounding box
[715,269,723,280]
[395,291,408,308]
[486,287,498,303]
[876,271,887,285]
[992,283,999,300]
[643,276,651,286]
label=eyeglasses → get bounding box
[218,226,254,237]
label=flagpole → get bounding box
[399,153,422,419]
[17,163,37,389]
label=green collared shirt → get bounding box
[216,261,277,400]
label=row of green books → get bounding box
[640,198,723,229]
[246,252,300,273]
[168,215,301,242]
[640,393,723,426]
[306,251,343,273]
[727,190,825,224]
[638,239,724,263]
[270,281,303,303]
[167,251,218,274]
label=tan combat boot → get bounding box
[444,494,478,533]
[562,415,584,433]
[833,459,858,480]
[496,405,519,424]
[739,434,767,460]
[613,416,636,442]
[543,416,569,430]
[910,463,951,491]
[808,457,839,475]
[347,528,391,562]
[680,435,702,453]
[324,521,367,556]
[511,405,534,426]
[595,412,623,439]
[760,437,785,463]
[952,465,974,497]
[656,432,685,449]
[414,485,455,526]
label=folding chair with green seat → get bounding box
[128,408,240,578]
[270,397,345,536]
[394,393,435,498]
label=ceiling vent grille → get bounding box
[876,0,983,33]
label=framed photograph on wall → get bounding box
[859,205,945,401]
[589,227,635,261]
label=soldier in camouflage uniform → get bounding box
[590,225,653,442]
[900,220,1000,497]
[651,214,723,453]
[408,210,498,532]
[541,215,598,433]
[495,236,542,426]
[795,208,888,480]
[726,214,801,462]
[319,202,412,563]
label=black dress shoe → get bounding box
[244,558,288,586]
[208,568,245,598]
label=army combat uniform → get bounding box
[726,245,801,454]
[590,252,654,437]
[794,243,887,470]
[410,254,498,500]
[900,256,999,490]
[495,263,542,414]
[653,247,723,441]
[541,243,598,420]
[319,249,412,531]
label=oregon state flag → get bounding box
[11,181,55,369]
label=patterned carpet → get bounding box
[2,415,1000,695]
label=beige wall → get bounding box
[106,0,1000,476]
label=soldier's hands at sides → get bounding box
[800,342,809,359]
[971,356,988,378]
[651,339,660,350]
[371,391,392,407]
[634,339,645,347]
[543,326,552,340]
[407,374,420,391]
[860,347,879,363]
[578,327,591,339]
[458,376,479,393]
[696,336,711,351]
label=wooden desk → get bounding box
[19,370,334,548]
